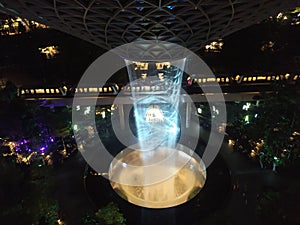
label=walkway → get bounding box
[53,152,93,224]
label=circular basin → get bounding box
[109,144,206,208]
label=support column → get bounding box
[185,102,191,128]
[118,104,125,130]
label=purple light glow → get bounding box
[39,145,48,152]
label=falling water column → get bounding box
[125,59,186,206]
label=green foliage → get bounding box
[0,92,72,143]
[256,182,300,225]
[95,202,126,225]
[42,106,72,136]
[0,158,59,225]
[229,87,300,169]
[0,158,24,212]
[80,214,99,225]
[22,165,58,224]
[0,81,17,102]
[45,202,60,225]
[37,200,59,225]
[255,91,300,167]
[81,202,126,225]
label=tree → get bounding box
[229,83,300,170]
[95,202,126,225]
[0,158,60,225]
[38,200,59,225]
[80,202,126,225]
[0,80,17,102]
[256,182,300,225]
[253,86,299,170]
[80,214,98,225]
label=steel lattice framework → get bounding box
[0,0,297,51]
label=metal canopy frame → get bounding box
[0,0,296,51]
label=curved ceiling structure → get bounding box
[0,0,297,51]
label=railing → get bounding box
[18,74,299,99]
